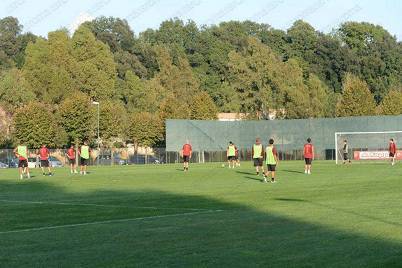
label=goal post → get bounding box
[335,131,402,164]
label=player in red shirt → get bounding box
[389,138,397,166]
[39,144,52,176]
[303,138,314,174]
[181,140,192,171]
[67,145,77,174]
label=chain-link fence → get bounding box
[0,146,337,168]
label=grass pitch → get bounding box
[0,161,402,267]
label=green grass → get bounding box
[0,161,402,267]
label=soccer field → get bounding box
[0,161,401,267]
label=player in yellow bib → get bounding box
[226,141,237,168]
[79,141,90,175]
[263,138,279,183]
[252,138,264,175]
[14,144,30,179]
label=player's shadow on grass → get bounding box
[0,179,401,267]
[281,169,304,174]
[273,198,306,202]
[235,171,258,175]
[244,176,263,182]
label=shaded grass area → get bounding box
[0,161,402,267]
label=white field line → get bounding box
[0,199,217,211]
[0,210,224,235]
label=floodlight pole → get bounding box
[92,101,100,165]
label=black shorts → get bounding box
[253,158,263,167]
[69,158,76,165]
[80,157,89,166]
[183,155,190,162]
[40,160,49,167]
[267,164,276,171]
[389,152,395,157]
[228,156,235,161]
[343,153,349,160]
[18,159,28,168]
[305,158,312,165]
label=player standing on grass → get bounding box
[304,138,314,174]
[263,138,279,183]
[235,146,241,167]
[342,139,351,164]
[14,143,30,179]
[252,138,264,175]
[79,141,90,175]
[39,144,52,176]
[227,141,237,168]
[67,145,77,174]
[389,138,397,166]
[181,140,192,171]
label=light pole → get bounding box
[92,101,100,165]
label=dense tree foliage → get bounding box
[1,16,401,148]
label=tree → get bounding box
[378,89,402,115]
[128,112,163,147]
[336,74,376,117]
[0,17,22,58]
[98,100,127,145]
[0,106,12,146]
[13,102,66,148]
[72,26,117,100]
[305,74,330,118]
[158,95,190,120]
[190,91,218,120]
[58,92,95,144]
[23,31,76,103]
[0,68,35,113]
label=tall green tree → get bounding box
[98,100,127,145]
[72,26,117,100]
[190,91,218,120]
[378,89,402,115]
[58,92,95,144]
[0,68,35,113]
[13,102,66,148]
[336,74,376,117]
[128,112,163,147]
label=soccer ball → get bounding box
[221,164,225,168]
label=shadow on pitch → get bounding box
[0,175,401,267]
[235,171,257,175]
[281,169,304,174]
[244,176,263,182]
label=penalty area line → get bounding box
[0,209,224,235]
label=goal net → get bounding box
[335,131,402,164]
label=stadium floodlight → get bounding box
[335,130,402,164]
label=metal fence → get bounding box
[0,147,338,168]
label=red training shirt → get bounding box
[304,143,314,159]
[389,142,396,154]
[67,148,75,159]
[182,144,192,156]
[39,147,49,160]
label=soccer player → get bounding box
[342,139,351,164]
[252,138,264,175]
[304,138,314,174]
[389,138,397,166]
[227,141,237,168]
[67,145,77,174]
[79,141,90,175]
[235,146,241,167]
[39,144,52,176]
[263,138,279,183]
[181,140,192,171]
[14,143,30,179]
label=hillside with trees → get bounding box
[0,16,401,148]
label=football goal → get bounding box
[335,131,402,164]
